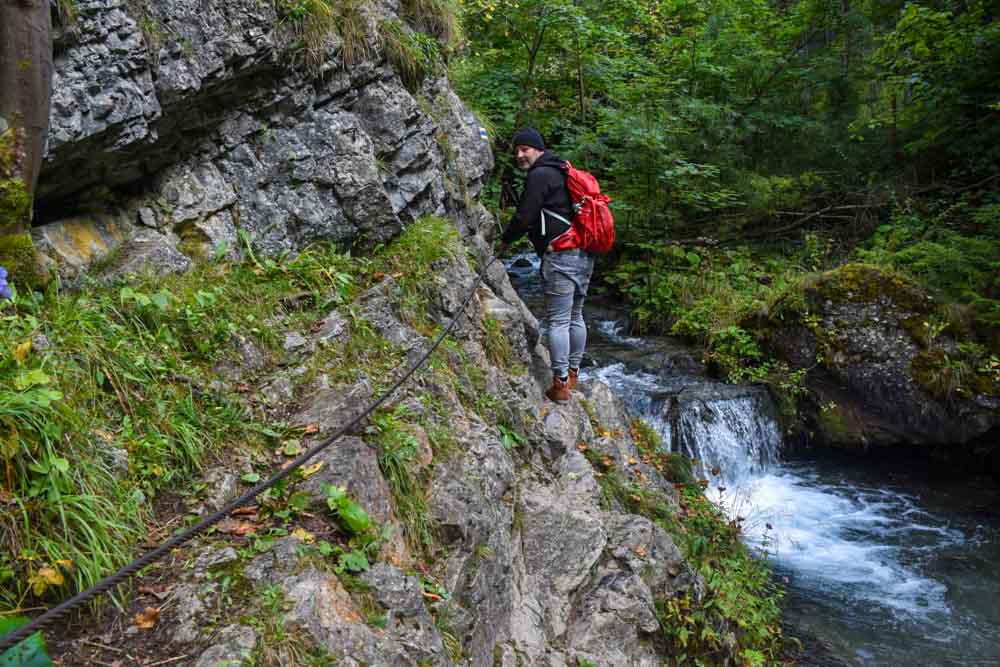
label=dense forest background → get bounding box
[451,0,998,379]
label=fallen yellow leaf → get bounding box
[291,527,315,543]
[13,340,31,362]
[38,567,64,586]
[54,559,74,570]
[301,461,325,478]
[134,606,160,629]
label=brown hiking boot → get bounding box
[567,368,579,390]
[546,376,571,403]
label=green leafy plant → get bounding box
[0,616,52,667]
[497,423,525,451]
[324,484,372,536]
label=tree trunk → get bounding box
[0,0,52,287]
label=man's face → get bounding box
[514,145,544,170]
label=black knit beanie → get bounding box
[512,127,545,151]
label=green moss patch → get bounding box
[911,347,999,400]
[803,263,929,313]
[0,232,39,289]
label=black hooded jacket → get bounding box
[502,151,575,257]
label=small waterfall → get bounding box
[672,388,783,487]
[594,320,647,348]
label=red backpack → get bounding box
[547,162,615,254]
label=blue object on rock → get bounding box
[0,266,12,300]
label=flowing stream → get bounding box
[506,254,1000,666]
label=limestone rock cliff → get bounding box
[35,0,491,280]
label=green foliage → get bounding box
[606,241,810,412]
[481,315,512,367]
[369,405,431,552]
[857,202,1000,331]
[0,179,30,235]
[324,484,372,536]
[0,214,490,617]
[401,0,463,51]
[275,0,372,70]
[336,0,372,66]
[247,585,333,666]
[0,234,40,292]
[627,418,694,486]
[871,0,1000,160]
[497,423,525,451]
[275,0,339,71]
[457,0,998,247]
[54,0,77,27]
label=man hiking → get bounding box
[498,127,595,403]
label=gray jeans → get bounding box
[541,249,595,378]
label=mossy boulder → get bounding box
[752,263,999,448]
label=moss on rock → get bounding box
[911,348,999,400]
[816,402,860,444]
[0,127,42,289]
[0,232,40,289]
[808,263,929,312]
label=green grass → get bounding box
[369,215,460,329]
[0,241,363,608]
[370,406,431,553]
[481,315,512,367]
[245,585,334,667]
[56,0,78,27]
[379,18,442,92]
[275,0,371,71]
[400,0,463,51]
[337,0,372,66]
[0,216,472,610]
